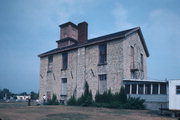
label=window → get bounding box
[47,91,51,100]
[141,54,143,71]
[138,84,144,94]
[98,74,107,94]
[48,56,53,72]
[160,83,167,94]
[131,71,137,79]
[152,83,158,94]
[132,84,137,94]
[99,43,107,64]
[176,86,180,94]
[125,84,130,94]
[130,46,134,67]
[62,52,68,70]
[61,78,67,96]
[145,84,151,94]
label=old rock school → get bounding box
[38,21,149,103]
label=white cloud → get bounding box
[112,3,134,29]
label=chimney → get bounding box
[78,22,88,43]
[59,22,78,40]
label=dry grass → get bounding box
[0,102,176,120]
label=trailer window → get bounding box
[132,84,137,94]
[176,86,180,94]
[138,84,144,94]
[145,84,151,94]
[160,83,167,94]
[125,84,130,94]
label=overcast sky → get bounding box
[0,0,180,93]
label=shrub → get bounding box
[94,86,145,109]
[68,84,145,110]
[124,97,145,109]
[47,94,59,105]
[68,81,93,106]
[67,94,77,105]
[118,86,127,103]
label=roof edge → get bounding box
[125,27,150,57]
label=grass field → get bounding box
[0,102,176,120]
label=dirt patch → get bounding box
[0,103,176,120]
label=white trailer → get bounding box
[168,80,180,111]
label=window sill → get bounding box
[98,63,107,66]
[47,70,52,73]
[60,95,67,97]
[61,68,67,71]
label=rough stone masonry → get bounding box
[38,21,149,103]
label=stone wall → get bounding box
[39,32,148,102]
[123,32,147,80]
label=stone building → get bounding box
[38,21,149,103]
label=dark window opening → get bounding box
[160,83,167,94]
[62,52,68,70]
[132,84,137,94]
[131,71,137,79]
[141,54,143,71]
[145,84,151,94]
[48,56,53,72]
[130,46,134,68]
[176,86,180,94]
[125,84,130,94]
[152,83,158,94]
[138,84,144,94]
[99,43,107,65]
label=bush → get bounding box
[67,81,93,106]
[94,86,145,109]
[117,86,127,103]
[47,94,59,105]
[68,85,145,110]
[67,94,77,105]
[124,97,145,109]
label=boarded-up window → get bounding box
[125,84,130,94]
[99,74,107,94]
[99,43,107,64]
[145,84,151,94]
[176,86,180,94]
[160,83,167,94]
[47,91,51,100]
[132,84,137,94]
[48,56,53,72]
[61,78,67,95]
[152,83,158,94]
[138,84,144,94]
[62,52,68,70]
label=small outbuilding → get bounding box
[123,79,180,111]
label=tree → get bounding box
[118,86,127,103]
[0,88,12,99]
[47,94,59,105]
[68,81,93,106]
[30,91,39,100]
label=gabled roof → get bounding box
[38,27,149,57]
